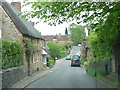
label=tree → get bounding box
[21,1,120,72]
[47,42,62,59]
[68,24,86,45]
[21,2,119,27]
[65,28,68,35]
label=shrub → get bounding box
[47,42,62,59]
[2,40,23,69]
[80,58,85,65]
[23,37,34,55]
[86,59,112,79]
[48,60,55,68]
[84,62,88,66]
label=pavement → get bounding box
[24,46,108,88]
[26,59,108,88]
[11,58,64,88]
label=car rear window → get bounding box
[72,55,79,60]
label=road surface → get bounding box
[26,46,108,88]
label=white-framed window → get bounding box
[42,55,47,64]
[53,39,57,41]
[36,39,39,45]
[37,53,39,62]
[40,40,42,47]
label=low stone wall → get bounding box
[2,66,27,88]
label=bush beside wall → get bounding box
[2,40,23,69]
[86,59,112,79]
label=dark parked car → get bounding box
[71,55,80,67]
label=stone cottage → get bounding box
[42,33,73,50]
[0,2,48,88]
[43,33,71,44]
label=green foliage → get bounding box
[47,42,62,59]
[62,42,73,50]
[49,57,54,60]
[60,51,68,55]
[21,2,119,27]
[80,58,85,65]
[23,37,34,56]
[2,40,23,69]
[47,60,55,68]
[21,2,120,76]
[84,62,88,66]
[86,59,112,79]
[88,10,119,61]
[68,24,86,45]
[108,74,118,87]
[21,2,120,60]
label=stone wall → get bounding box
[29,38,44,73]
[0,6,23,44]
[0,5,28,73]
[2,66,27,88]
[1,5,29,84]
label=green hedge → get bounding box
[2,40,23,69]
[86,59,112,79]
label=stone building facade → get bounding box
[0,2,48,87]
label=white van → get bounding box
[78,44,81,47]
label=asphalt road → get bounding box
[27,46,108,88]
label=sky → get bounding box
[5,0,88,36]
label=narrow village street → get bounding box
[26,46,108,88]
[1,1,119,89]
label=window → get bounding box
[40,40,42,47]
[42,55,46,64]
[37,53,39,62]
[53,39,57,41]
[72,55,80,60]
[36,39,39,45]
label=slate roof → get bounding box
[42,35,70,41]
[1,2,43,39]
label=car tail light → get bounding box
[71,60,73,63]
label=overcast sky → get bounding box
[5,0,88,36]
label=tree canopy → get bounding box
[21,2,120,28]
[21,1,120,61]
[47,42,62,59]
[68,24,86,45]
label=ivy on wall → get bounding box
[23,37,34,56]
[2,40,23,69]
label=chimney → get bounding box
[58,33,61,39]
[11,1,21,12]
[59,33,61,36]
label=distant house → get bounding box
[43,33,72,45]
[0,2,48,88]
